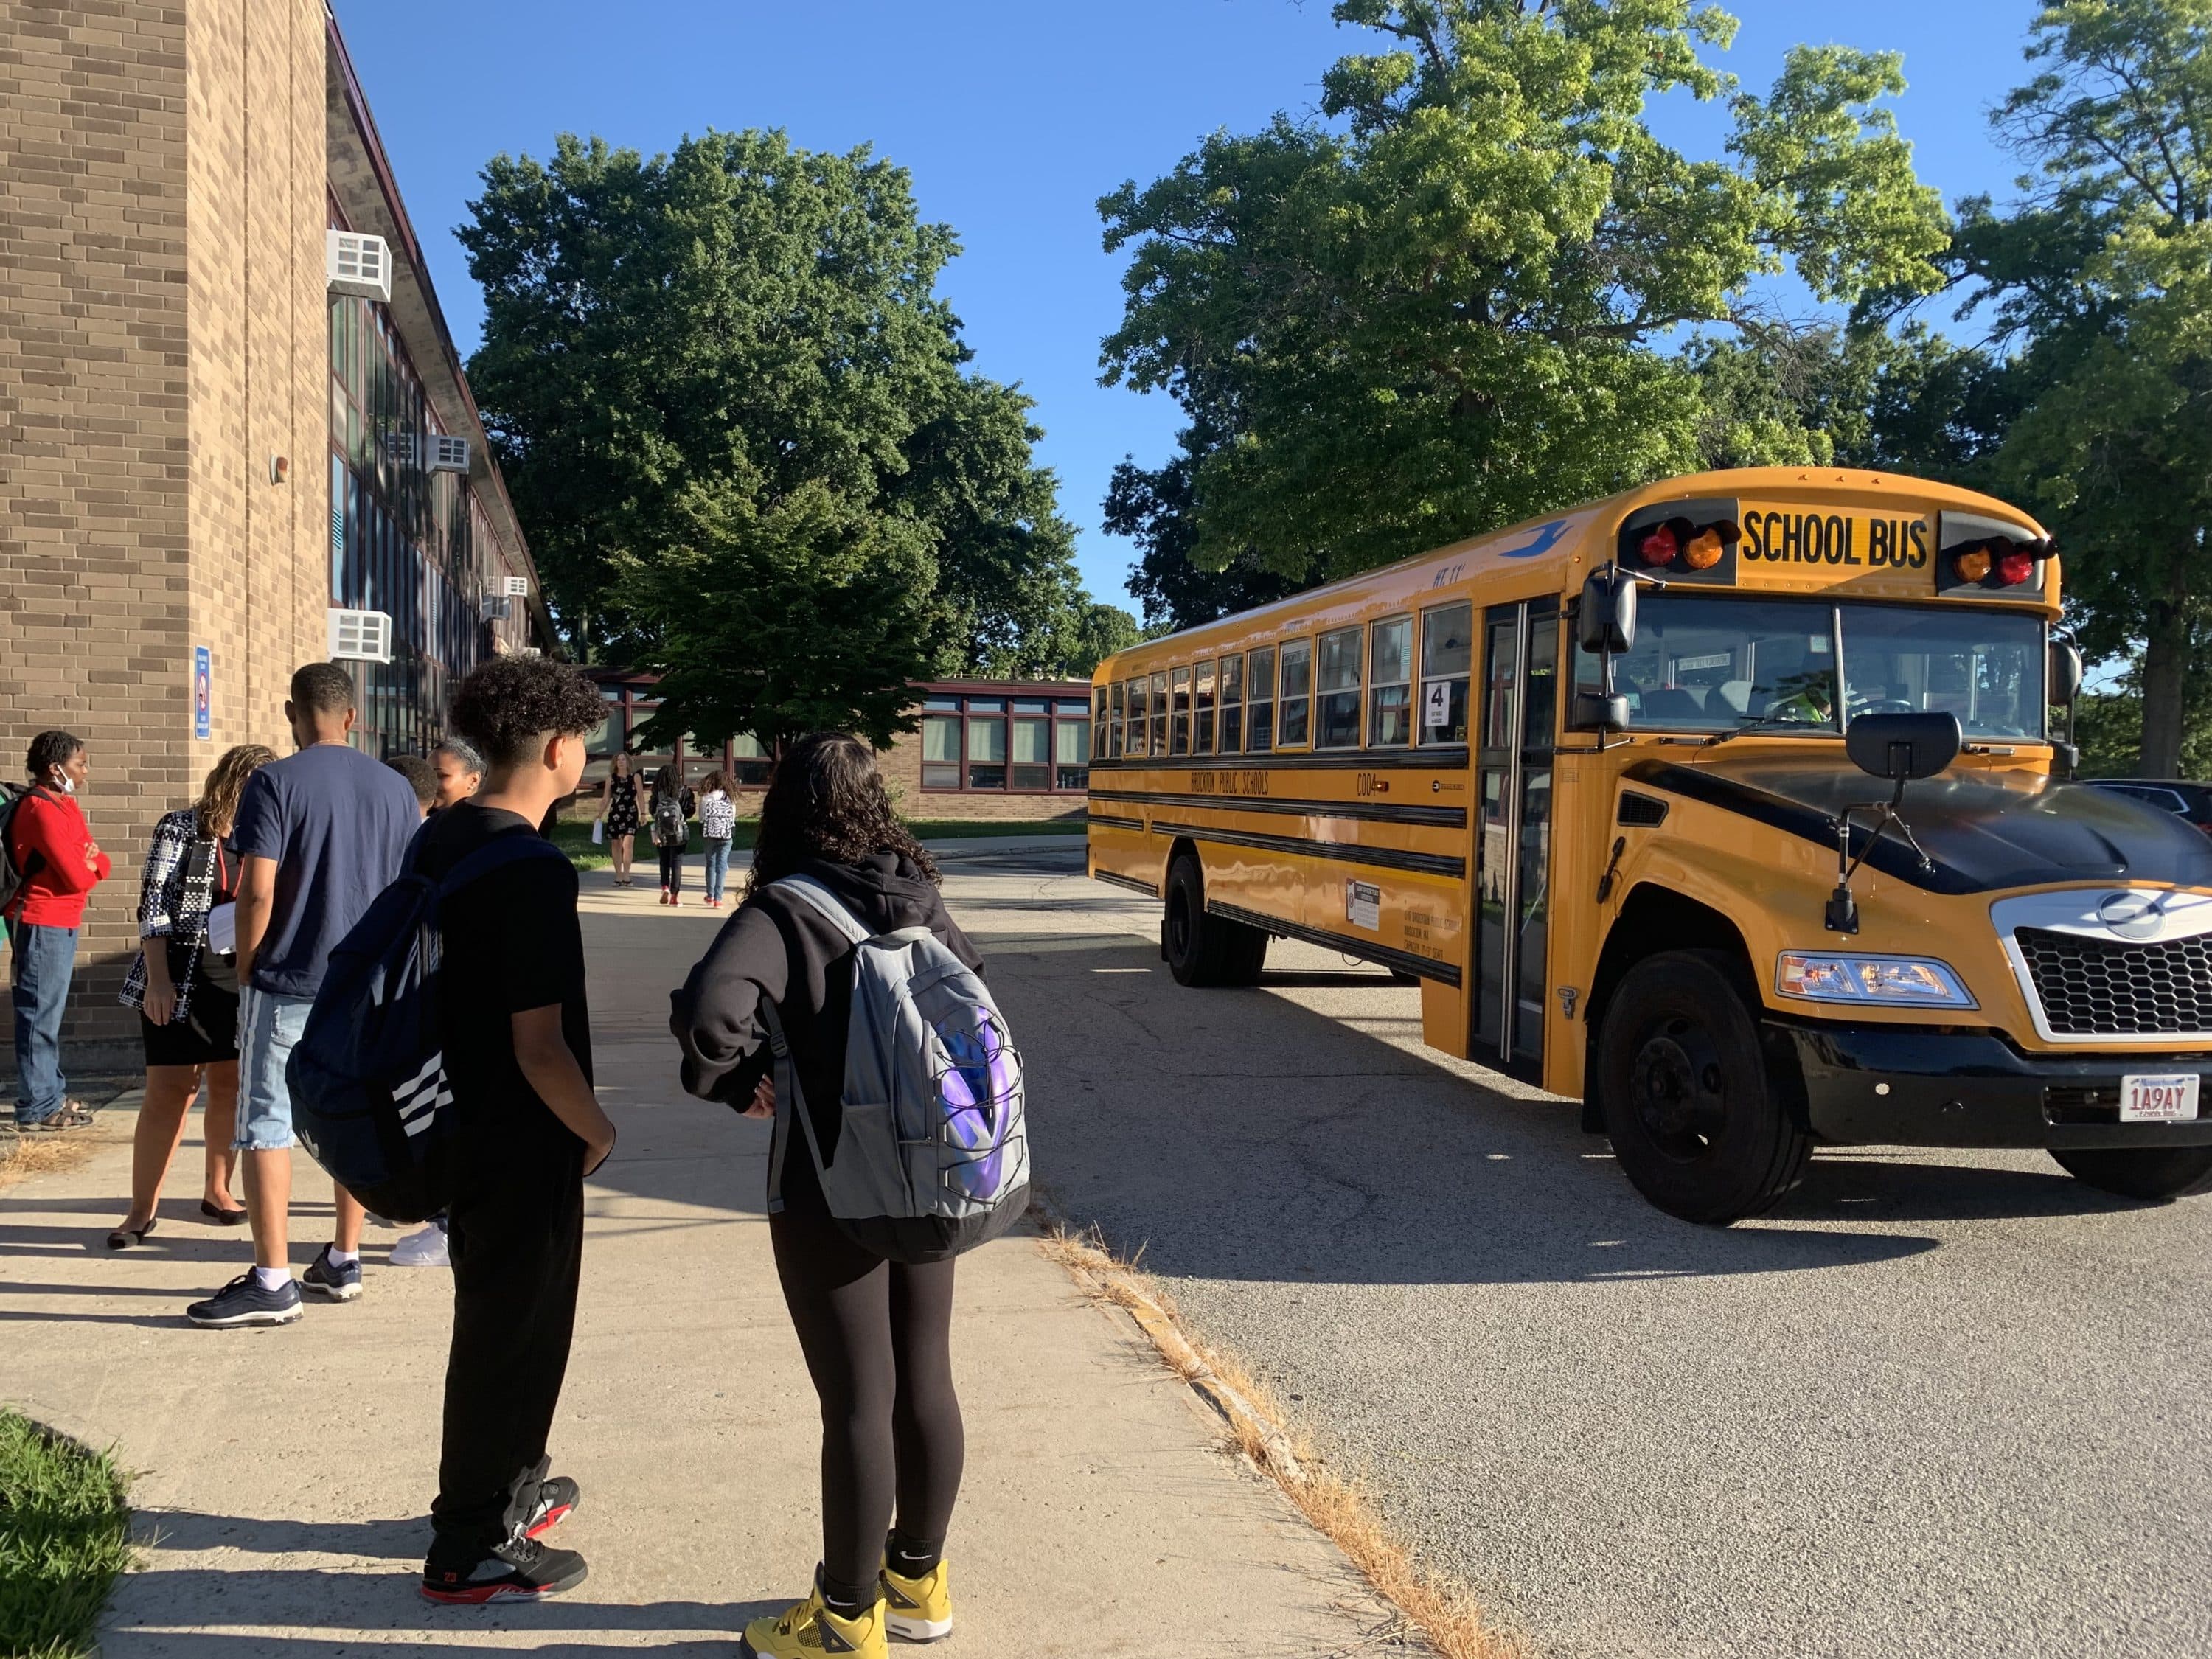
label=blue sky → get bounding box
[331,1,2045,614]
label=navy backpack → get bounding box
[287,829,567,1222]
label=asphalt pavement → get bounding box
[945,842,2212,1659]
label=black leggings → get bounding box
[769,1180,964,1599]
[658,844,684,894]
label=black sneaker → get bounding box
[185,1272,303,1329]
[524,1475,580,1539]
[422,1533,588,1604]
[302,1244,362,1302]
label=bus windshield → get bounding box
[1574,596,2046,740]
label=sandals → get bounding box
[107,1219,157,1250]
[24,1102,94,1133]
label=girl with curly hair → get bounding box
[672,733,977,1657]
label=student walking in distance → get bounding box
[387,755,439,818]
[672,734,977,1659]
[431,736,484,811]
[4,731,111,1132]
[185,664,420,1329]
[110,744,275,1248]
[598,752,641,887]
[698,768,737,908]
[412,655,616,1604]
[649,763,695,906]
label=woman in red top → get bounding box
[5,731,111,1130]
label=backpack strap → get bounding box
[771,875,872,946]
[433,830,568,897]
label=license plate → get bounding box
[2121,1074,2200,1124]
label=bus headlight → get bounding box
[1775,953,1976,1007]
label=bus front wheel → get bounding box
[2051,1145,2212,1201]
[1596,950,1810,1225]
[1163,855,1267,987]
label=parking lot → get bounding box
[947,841,2212,1659]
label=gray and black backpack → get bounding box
[763,876,1029,1263]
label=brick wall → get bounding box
[0,0,329,1069]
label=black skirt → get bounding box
[140,941,240,1067]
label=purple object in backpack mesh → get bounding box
[938,1018,1017,1200]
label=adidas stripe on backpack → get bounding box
[285,830,567,1223]
[765,876,1029,1264]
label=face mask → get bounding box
[51,770,76,796]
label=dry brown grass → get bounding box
[1036,1215,1526,1659]
[0,1133,97,1193]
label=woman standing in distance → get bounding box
[109,744,274,1247]
[5,730,110,1132]
[672,734,977,1658]
[597,753,641,887]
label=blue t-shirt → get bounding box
[234,742,420,998]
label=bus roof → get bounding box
[1097,467,2054,681]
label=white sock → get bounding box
[252,1265,291,1291]
[326,1246,360,1267]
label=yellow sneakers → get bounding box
[740,1585,887,1658]
[879,1557,952,1644]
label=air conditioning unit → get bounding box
[326,231,392,303]
[327,608,392,663]
[481,596,512,621]
[428,434,470,474]
[501,575,530,597]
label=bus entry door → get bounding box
[1473,599,1557,1080]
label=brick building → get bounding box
[1,1,547,1060]
[582,672,1093,823]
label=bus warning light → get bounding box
[1638,524,1680,566]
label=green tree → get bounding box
[459,129,1121,743]
[1099,0,1950,587]
[1960,0,2212,778]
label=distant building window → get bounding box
[917,686,1094,793]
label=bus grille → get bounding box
[2014,927,2212,1037]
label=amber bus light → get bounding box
[1775,953,1976,1008]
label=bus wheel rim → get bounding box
[1630,1015,1727,1161]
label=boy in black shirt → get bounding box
[414,658,617,1604]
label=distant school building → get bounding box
[1,2,549,1057]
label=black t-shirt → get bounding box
[412,801,592,1145]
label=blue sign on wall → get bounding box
[193,646,211,741]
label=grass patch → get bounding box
[0,1411,133,1659]
[549,813,1083,871]
[0,1135,99,1195]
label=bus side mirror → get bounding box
[1576,569,1637,655]
[2048,641,2084,704]
[1846,712,1961,784]
[1569,692,1631,731]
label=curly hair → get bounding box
[449,656,607,768]
[745,733,936,898]
[24,729,83,783]
[194,743,276,838]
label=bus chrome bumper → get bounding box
[1761,1020,2212,1150]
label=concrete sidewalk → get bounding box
[0,877,1402,1656]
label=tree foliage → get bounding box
[1099,0,1950,586]
[460,130,1133,748]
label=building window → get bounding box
[731,733,773,786]
[1219,653,1244,754]
[916,689,1093,791]
[966,703,1008,790]
[1277,640,1310,748]
[1056,718,1088,789]
[1194,658,1217,754]
[1421,601,1473,745]
[1012,705,1053,790]
[1369,616,1413,746]
[587,686,622,757]
[1317,625,1364,748]
[923,714,961,789]
[1247,647,1275,751]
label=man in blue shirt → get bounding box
[187,663,420,1329]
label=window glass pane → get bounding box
[1568,595,1840,732]
[1484,615,1520,749]
[1093,686,1109,758]
[967,698,1004,713]
[1011,762,1052,790]
[1150,671,1169,755]
[1057,719,1088,764]
[1194,658,1217,754]
[1838,604,2044,739]
[1127,677,1148,757]
[732,733,768,758]
[1244,646,1274,752]
[1526,612,1559,750]
[968,715,1006,788]
[1421,603,1473,745]
[1056,700,1091,715]
[1218,652,1243,754]
[923,763,961,790]
[1169,667,1191,755]
[1013,717,1051,763]
[1369,618,1412,745]
[1110,681,1126,757]
[1317,625,1363,748]
[923,716,959,762]
[924,695,960,712]
[1220,654,1243,708]
[1277,639,1310,747]
[1012,698,1049,713]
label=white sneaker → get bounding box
[389,1223,451,1268]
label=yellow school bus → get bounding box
[1086,467,2212,1222]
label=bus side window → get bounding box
[1369,616,1413,745]
[1248,646,1276,751]
[1420,601,1472,745]
[1317,625,1363,748]
[1278,640,1311,747]
[1194,658,1217,754]
[1170,666,1192,756]
[1150,670,1169,756]
[1127,677,1148,757]
[1093,686,1108,759]
[1219,653,1244,753]
[1109,681,1125,758]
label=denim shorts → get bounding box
[234,987,313,1152]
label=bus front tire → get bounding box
[2050,1145,2212,1201]
[1164,855,1267,987]
[1596,950,1810,1225]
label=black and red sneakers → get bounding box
[525,1475,580,1539]
[422,1531,587,1605]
